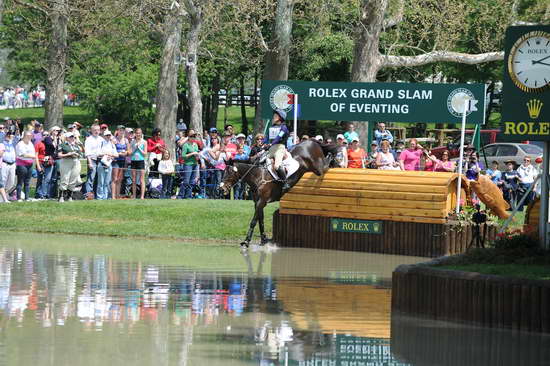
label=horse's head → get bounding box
[220,160,240,195]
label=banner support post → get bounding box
[455,99,469,215]
[293,94,298,144]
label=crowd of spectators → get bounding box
[0,87,77,110]
[0,118,540,209]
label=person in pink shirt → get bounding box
[222,133,238,160]
[399,138,423,171]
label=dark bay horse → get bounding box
[220,140,340,247]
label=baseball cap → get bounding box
[315,135,324,141]
[100,123,108,129]
[73,122,83,128]
[65,132,74,138]
[371,141,378,146]
[117,124,125,130]
[103,130,112,136]
[236,133,246,139]
[336,134,345,140]
[3,117,9,121]
[351,137,360,143]
[67,123,75,129]
[51,125,61,131]
[209,127,218,133]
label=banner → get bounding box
[261,80,487,124]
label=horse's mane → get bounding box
[310,139,341,156]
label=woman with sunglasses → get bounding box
[249,133,265,159]
[432,150,456,172]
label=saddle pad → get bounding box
[267,157,300,180]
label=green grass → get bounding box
[2,199,279,242]
[0,106,94,126]
[438,264,550,281]
[0,105,256,133]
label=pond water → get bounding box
[0,233,549,366]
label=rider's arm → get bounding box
[271,125,289,145]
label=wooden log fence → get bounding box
[392,262,550,333]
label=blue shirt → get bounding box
[374,129,393,145]
[485,169,502,184]
[2,137,17,163]
[234,153,249,161]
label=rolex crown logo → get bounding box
[527,99,543,119]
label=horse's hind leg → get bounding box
[258,204,268,245]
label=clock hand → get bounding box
[534,61,550,66]
[532,54,550,64]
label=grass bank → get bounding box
[439,264,550,281]
[2,199,279,242]
[435,232,550,281]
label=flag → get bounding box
[287,93,295,105]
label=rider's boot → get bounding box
[276,166,291,192]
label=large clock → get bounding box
[508,30,550,93]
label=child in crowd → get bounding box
[158,151,175,199]
[485,161,502,186]
[465,153,482,181]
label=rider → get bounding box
[264,108,290,191]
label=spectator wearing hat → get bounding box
[84,124,102,195]
[57,132,83,202]
[96,130,118,200]
[368,141,378,168]
[111,125,129,199]
[236,134,250,155]
[100,123,108,132]
[347,137,366,169]
[502,161,520,207]
[517,155,537,209]
[315,135,324,142]
[15,131,41,201]
[206,127,218,148]
[32,122,43,144]
[374,122,393,146]
[334,134,348,168]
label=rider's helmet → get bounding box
[274,109,287,122]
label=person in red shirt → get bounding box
[347,137,366,168]
[34,137,47,198]
[222,133,237,160]
[147,128,166,178]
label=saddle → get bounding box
[257,151,300,180]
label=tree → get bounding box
[154,1,185,159]
[253,0,295,134]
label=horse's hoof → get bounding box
[240,241,249,248]
[260,237,270,245]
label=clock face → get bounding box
[508,31,550,93]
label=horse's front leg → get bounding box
[242,210,258,247]
[257,202,269,245]
[322,153,333,173]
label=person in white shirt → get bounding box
[96,130,118,200]
[158,151,175,199]
[517,156,538,209]
[84,124,103,195]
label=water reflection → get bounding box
[0,233,547,365]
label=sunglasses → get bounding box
[0,127,4,130]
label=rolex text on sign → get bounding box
[330,219,383,234]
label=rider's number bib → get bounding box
[268,126,281,141]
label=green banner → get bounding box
[501,26,550,141]
[330,219,383,234]
[261,80,487,124]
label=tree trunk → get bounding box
[0,0,4,25]
[185,0,203,134]
[208,74,220,129]
[240,75,248,135]
[349,0,388,143]
[43,0,68,130]
[253,0,295,134]
[154,6,184,159]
